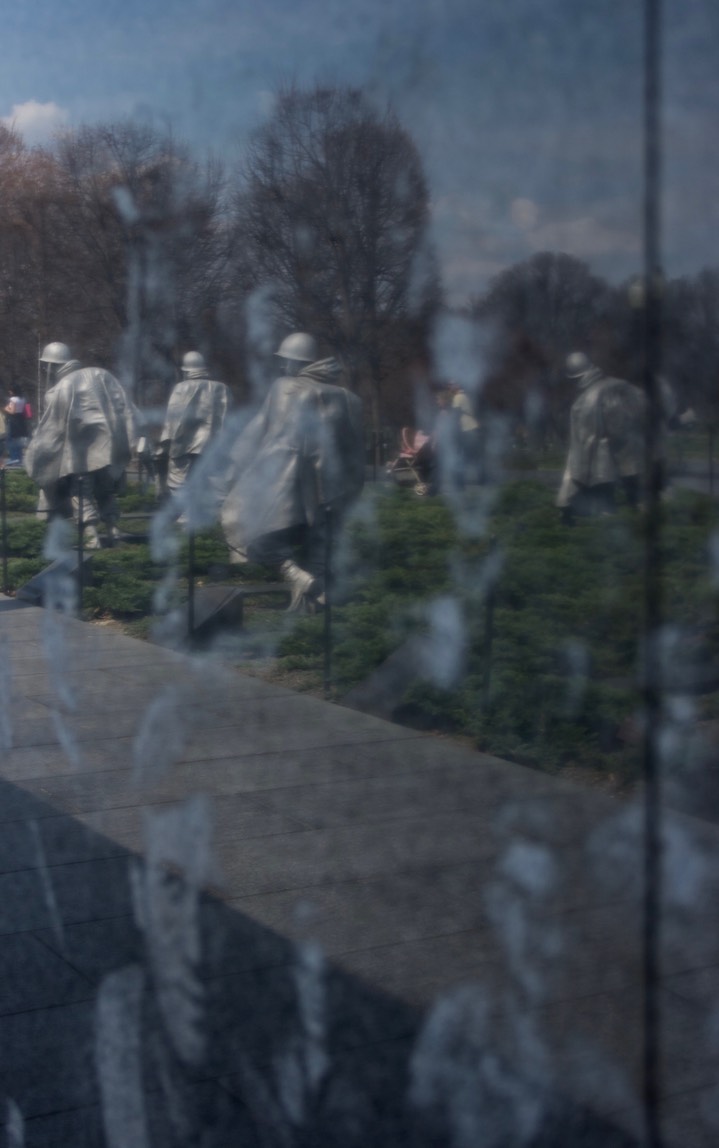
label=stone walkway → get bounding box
[0,602,717,1146]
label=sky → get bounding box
[2,0,718,306]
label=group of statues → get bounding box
[20,331,693,607]
[25,333,365,611]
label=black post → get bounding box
[1,469,8,595]
[641,1,664,1145]
[187,529,196,638]
[482,535,497,713]
[323,505,333,698]
[77,476,85,615]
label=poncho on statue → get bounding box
[221,358,364,558]
[557,368,646,508]
[160,373,230,461]
[25,366,138,487]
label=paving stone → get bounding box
[33,916,142,986]
[0,1001,98,1119]
[226,861,501,954]
[0,932,92,1015]
[9,740,428,815]
[660,1083,719,1148]
[0,868,63,936]
[665,964,719,1005]
[247,760,624,838]
[50,856,133,926]
[18,1105,105,1148]
[216,811,499,898]
[0,820,42,874]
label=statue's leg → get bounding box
[623,475,640,508]
[93,467,120,528]
[248,528,319,612]
[70,473,103,549]
[39,478,73,522]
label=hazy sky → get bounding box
[3,0,717,305]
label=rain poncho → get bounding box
[221,358,364,556]
[557,369,646,507]
[25,366,138,487]
[160,371,231,493]
[160,373,230,461]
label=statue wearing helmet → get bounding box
[39,342,73,366]
[25,344,139,547]
[557,352,646,521]
[158,351,231,496]
[220,333,364,611]
[274,332,317,373]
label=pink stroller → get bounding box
[386,427,434,494]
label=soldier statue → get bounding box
[25,343,138,548]
[221,333,364,611]
[158,351,231,497]
[557,352,645,522]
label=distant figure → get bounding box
[430,382,463,494]
[450,383,483,485]
[386,427,435,494]
[25,342,138,548]
[557,352,645,522]
[4,387,30,466]
[221,332,365,611]
[159,351,231,497]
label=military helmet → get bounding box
[274,332,317,363]
[39,341,72,365]
[181,350,207,373]
[565,351,592,379]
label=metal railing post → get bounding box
[77,475,85,616]
[482,535,497,713]
[1,469,8,595]
[187,529,196,638]
[323,504,333,698]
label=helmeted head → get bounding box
[275,332,317,376]
[565,351,593,380]
[39,341,72,366]
[39,341,79,391]
[181,350,208,378]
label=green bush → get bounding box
[82,544,160,618]
[84,574,155,618]
[5,556,46,588]
[2,471,38,513]
[2,518,46,558]
[117,487,160,514]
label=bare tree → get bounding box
[663,269,719,484]
[472,252,612,442]
[233,86,439,446]
[0,128,74,404]
[48,122,232,400]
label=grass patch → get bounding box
[274,484,718,784]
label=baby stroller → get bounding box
[386,427,435,494]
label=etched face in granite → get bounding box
[130,798,214,1067]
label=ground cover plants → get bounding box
[2,467,717,786]
[280,481,719,784]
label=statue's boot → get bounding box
[280,559,318,612]
[83,524,102,550]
